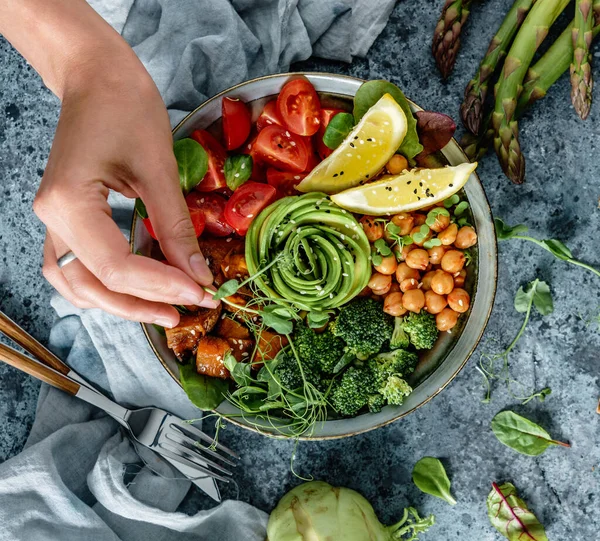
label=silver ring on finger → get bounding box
[57,251,78,269]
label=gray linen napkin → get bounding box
[0,1,396,539]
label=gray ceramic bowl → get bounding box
[131,73,497,440]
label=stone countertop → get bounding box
[1,1,599,538]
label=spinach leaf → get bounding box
[487,482,548,541]
[353,80,423,160]
[412,457,456,505]
[223,351,253,387]
[260,306,293,334]
[179,364,228,410]
[173,138,208,194]
[224,154,253,191]
[322,112,354,150]
[491,410,570,456]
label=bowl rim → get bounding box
[131,71,498,440]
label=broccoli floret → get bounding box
[371,349,419,382]
[274,349,320,390]
[332,298,393,359]
[294,322,346,374]
[398,311,439,350]
[330,365,378,417]
[367,393,386,413]
[380,375,413,406]
[390,316,410,349]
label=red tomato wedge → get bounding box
[190,130,227,191]
[277,79,321,136]
[256,100,283,131]
[266,168,305,196]
[186,192,233,237]
[315,108,345,160]
[222,97,251,150]
[254,125,310,173]
[142,206,205,240]
[241,131,267,181]
[224,182,277,236]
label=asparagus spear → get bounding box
[570,0,594,119]
[461,0,538,135]
[492,0,571,184]
[432,0,473,79]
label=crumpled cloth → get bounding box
[0,1,396,539]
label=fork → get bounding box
[0,311,239,502]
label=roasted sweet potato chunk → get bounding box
[255,329,288,365]
[196,336,231,379]
[215,317,251,340]
[198,237,244,276]
[221,253,249,280]
[165,306,222,359]
[226,337,255,362]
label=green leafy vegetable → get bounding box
[213,279,240,301]
[260,305,294,334]
[412,457,457,505]
[173,138,208,194]
[521,387,551,405]
[135,198,148,219]
[514,280,553,316]
[322,112,354,150]
[179,364,228,410]
[487,482,548,541]
[491,410,570,456]
[443,194,460,208]
[353,80,424,160]
[454,201,469,216]
[425,207,449,227]
[306,311,331,329]
[224,154,252,191]
[412,224,430,244]
[223,351,253,387]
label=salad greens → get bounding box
[179,364,228,410]
[224,154,252,191]
[173,138,208,194]
[412,457,457,505]
[322,112,354,150]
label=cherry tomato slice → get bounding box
[277,79,321,136]
[222,97,251,150]
[301,136,321,173]
[256,100,283,131]
[142,207,205,240]
[224,182,277,236]
[254,125,309,173]
[186,192,234,237]
[190,130,227,191]
[241,131,267,181]
[314,108,345,160]
[266,168,305,196]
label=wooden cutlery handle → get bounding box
[0,311,70,375]
[0,342,79,396]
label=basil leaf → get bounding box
[491,410,570,456]
[322,112,354,150]
[223,351,253,387]
[487,482,548,541]
[532,281,553,315]
[260,309,293,334]
[224,154,253,191]
[412,457,456,505]
[213,279,240,301]
[307,311,331,329]
[135,198,148,219]
[541,239,572,261]
[494,218,529,240]
[173,138,208,194]
[353,80,423,160]
[179,363,228,410]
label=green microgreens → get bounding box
[464,249,474,267]
[477,279,553,404]
[443,194,460,208]
[495,218,600,279]
[454,201,469,216]
[423,238,442,250]
[425,207,450,228]
[412,224,430,244]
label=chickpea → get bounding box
[454,226,478,249]
[374,254,398,275]
[441,250,466,273]
[383,292,407,316]
[436,308,459,331]
[386,154,408,175]
[431,270,454,295]
[400,277,419,292]
[425,290,448,314]
[395,243,413,261]
[428,245,447,265]
[388,281,400,294]
[402,289,425,313]
[447,288,470,313]
[360,215,383,242]
[413,214,427,226]
[429,213,450,233]
[454,269,467,288]
[421,270,437,291]
[368,272,392,295]
[410,226,431,247]
[391,213,414,236]
[405,248,429,270]
[437,223,458,245]
[396,262,420,283]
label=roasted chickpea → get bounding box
[389,281,400,294]
[360,215,383,242]
[391,213,414,236]
[386,154,408,175]
[396,262,420,283]
[394,243,413,261]
[431,270,454,295]
[454,226,478,249]
[428,245,447,265]
[402,289,425,313]
[383,292,407,316]
[441,250,466,273]
[421,270,437,291]
[400,278,419,292]
[413,214,427,226]
[410,226,431,247]
[425,290,448,314]
[429,213,450,233]
[374,254,398,275]
[436,308,459,331]
[405,248,429,270]
[454,269,467,288]
[447,288,470,313]
[368,272,392,295]
[438,223,458,245]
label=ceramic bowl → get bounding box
[131,73,497,439]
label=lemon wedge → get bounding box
[330,162,477,215]
[296,94,407,195]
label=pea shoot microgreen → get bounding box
[425,207,450,228]
[443,194,460,208]
[454,201,469,216]
[412,224,430,244]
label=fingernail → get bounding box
[199,296,220,309]
[153,316,177,329]
[189,252,213,284]
[180,291,204,306]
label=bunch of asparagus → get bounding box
[432,0,597,183]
